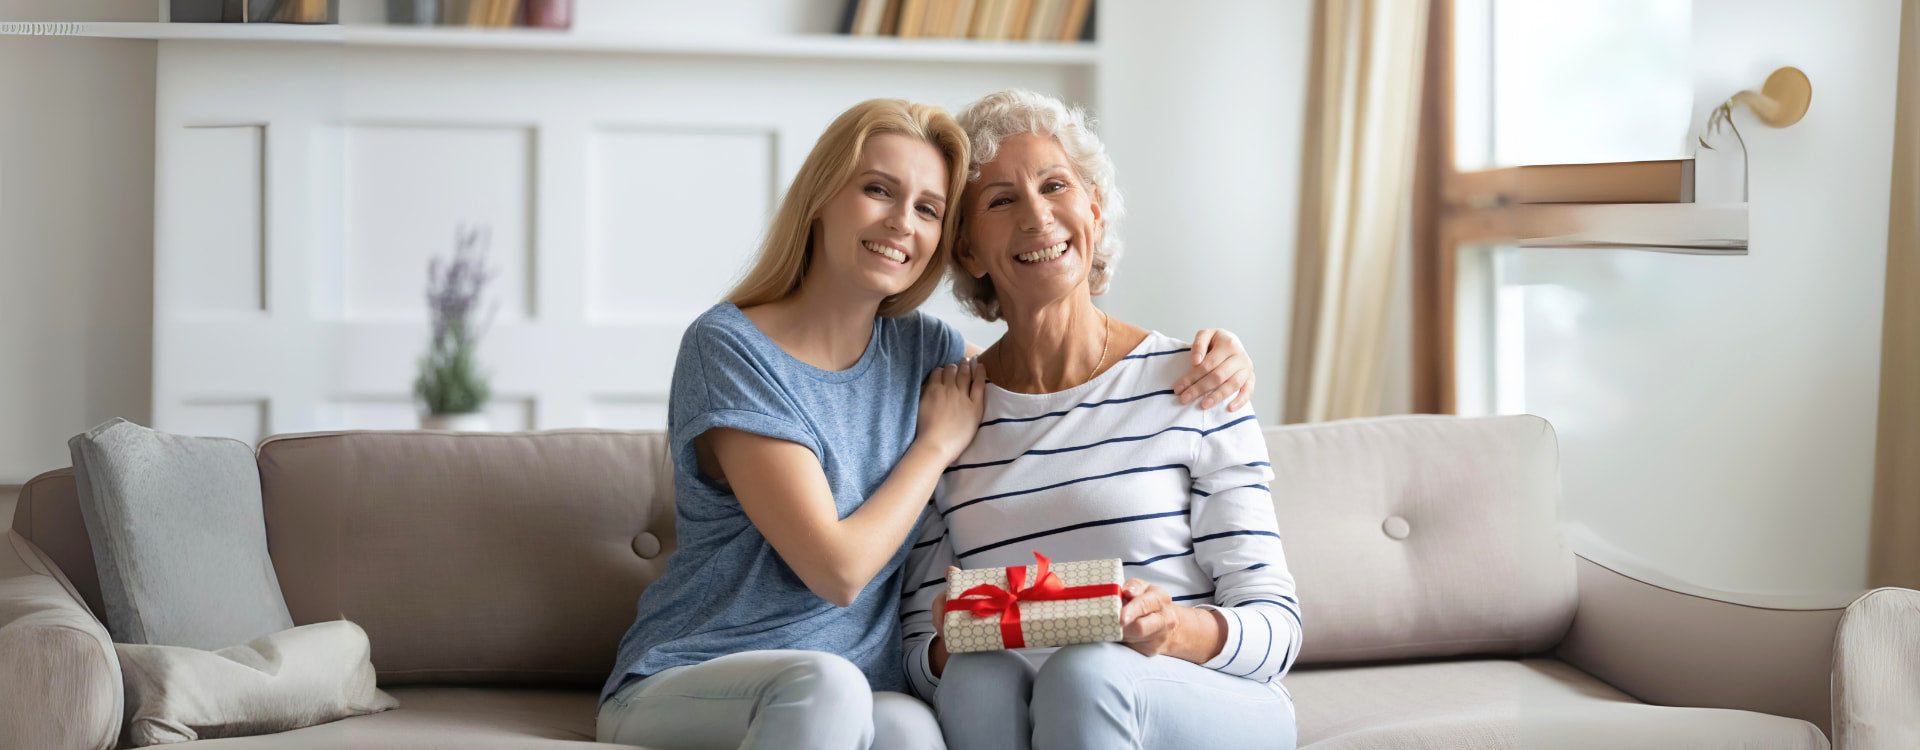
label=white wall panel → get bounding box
[169,124,265,313]
[170,399,267,446]
[325,396,535,431]
[343,123,535,321]
[152,40,1089,440]
[330,398,416,431]
[589,128,775,323]
[585,397,671,432]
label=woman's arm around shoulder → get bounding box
[699,358,987,607]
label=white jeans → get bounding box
[934,642,1298,750]
[596,650,945,750]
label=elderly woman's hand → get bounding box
[1118,578,1227,663]
[1174,329,1255,412]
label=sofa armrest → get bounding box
[0,531,120,750]
[1831,587,1920,750]
[1554,554,1845,737]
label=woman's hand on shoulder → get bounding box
[917,357,987,461]
[1175,329,1255,412]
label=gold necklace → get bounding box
[986,309,1113,391]
[1083,309,1112,388]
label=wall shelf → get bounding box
[0,22,1099,65]
[0,21,340,42]
[1454,202,1750,255]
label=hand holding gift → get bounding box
[941,552,1125,653]
[1117,577,1180,657]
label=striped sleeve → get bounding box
[900,505,953,702]
[1186,406,1301,684]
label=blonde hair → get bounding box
[951,89,1125,322]
[728,99,970,317]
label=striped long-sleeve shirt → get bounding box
[900,332,1302,701]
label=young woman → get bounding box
[597,98,1257,750]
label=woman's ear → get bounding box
[1088,186,1105,249]
[954,234,988,279]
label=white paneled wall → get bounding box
[152,41,1076,445]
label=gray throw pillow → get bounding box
[116,620,397,746]
[68,418,294,650]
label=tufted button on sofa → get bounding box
[3,416,1914,748]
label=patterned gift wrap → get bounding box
[943,553,1125,653]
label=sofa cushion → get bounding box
[1263,415,1576,664]
[68,418,294,649]
[256,430,676,687]
[152,687,613,749]
[1285,658,1828,749]
[117,620,397,746]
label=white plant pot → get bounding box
[420,412,491,432]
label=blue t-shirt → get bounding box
[602,302,966,702]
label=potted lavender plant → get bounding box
[416,226,496,431]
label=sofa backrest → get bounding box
[11,468,104,619]
[12,414,1576,684]
[252,429,676,687]
[1273,414,1576,665]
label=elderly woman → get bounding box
[898,90,1301,750]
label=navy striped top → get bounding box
[900,332,1302,699]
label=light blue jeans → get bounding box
[935,642,1298,750]
[596,650,945,750]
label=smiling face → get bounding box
[956,132,1104,316]
[807,133,950,304]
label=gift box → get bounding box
[943,552,1124,653]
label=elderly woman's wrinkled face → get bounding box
[957,132,1103,311]
[810,133,949,301]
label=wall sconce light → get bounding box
[1731,66,1813,128]
[1697,66,1813,201]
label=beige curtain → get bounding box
[1869,0,1920,590]
[1285,0,1431,424]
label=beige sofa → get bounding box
[2,415,1914,749]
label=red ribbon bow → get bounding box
[943,552,1122,649]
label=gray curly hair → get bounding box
[951,89,1125,322]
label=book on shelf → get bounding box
[839,0,1091,41]
[1006,0,1033,38]
[170,0,330,23]
[438,0,522,27]
[895,0,927,38]
[269,0,332,23]
[845,0,890,35]
[1059,0,1091,40]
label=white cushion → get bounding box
[116,620,396,746]
[1263,415,1576,664]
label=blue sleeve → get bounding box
[667,319,818,483]
[919,312,967,371]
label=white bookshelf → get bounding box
[0,21,340,41]
[0,21,1098,64]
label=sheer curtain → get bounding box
[1870,0,1920,589]
[1284,0,1431,423]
